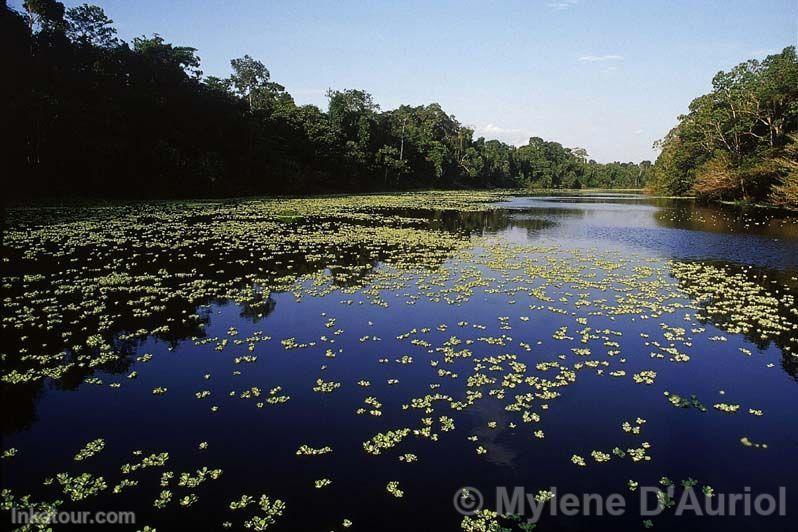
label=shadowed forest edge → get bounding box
[4,1,797,207]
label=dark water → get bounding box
[2,193,798,531]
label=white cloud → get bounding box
[578,54,624,62]
[547,0,579,10]
[482,123,519,134]
[289,88,328,107]
[475,123,530,146]
[634,129,644,135]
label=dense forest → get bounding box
[4,1,653,199]
[649,46,798,208]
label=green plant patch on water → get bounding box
[2,192,797,531]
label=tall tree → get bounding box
[6,1,656,199]
[230,55,269,108]
[651,46,798,201]
[65,4,117,47]
[23,0,65,33]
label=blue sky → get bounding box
[18,0,797,162]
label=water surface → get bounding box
[2,192,797,531]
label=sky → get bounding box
[17,0,798,162]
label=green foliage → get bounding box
[230,54,271,108]
[6,2,650,199]
[23,0,65,32]
[770,134,798,208]
[651,46,798,202]
[132,34,202,78]
[65,4,117,47]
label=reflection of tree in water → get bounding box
[670,258,798,381]
[504,214,558,239]
[468,399,518,468]
[427,209,510,235]
[654,199,798,240]
[507,205,588,219]
[378,207,561,238]
[1,383,43,435]
[368,207,511,235]
[1,301,215,435]
[0,209,467,434]
[239,289,277,322]
[1,204,566,436]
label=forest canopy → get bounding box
[649,46,798,208]
[4,1,652,199]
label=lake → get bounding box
[2,192,797,531]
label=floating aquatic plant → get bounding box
[386,481,404,498]
[73,438,105,461]
[296,445,333,456]
[3,193,794,531]
[56,472,107,501]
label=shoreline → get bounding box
[7,188,797,213]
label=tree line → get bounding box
[649,46,798,208]
[4,1,652,199]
